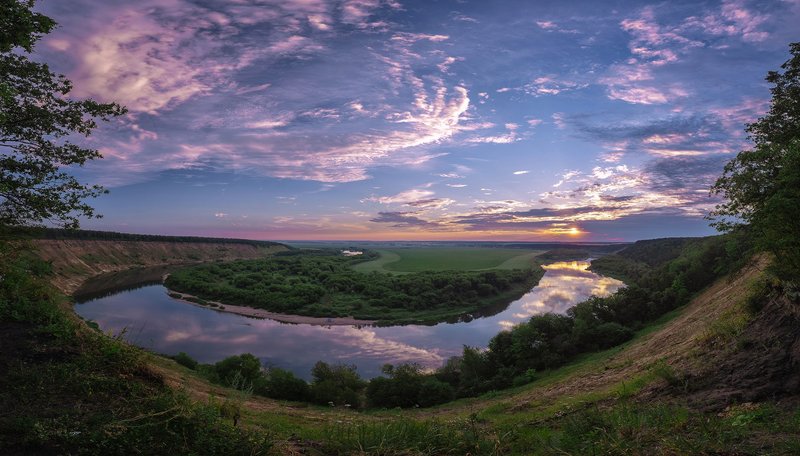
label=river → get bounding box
[73,260,623,379]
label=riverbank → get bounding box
[165,289,376,326]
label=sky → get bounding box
[33,0,800,241]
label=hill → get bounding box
[10,229,288,295]
[1,235,798,454]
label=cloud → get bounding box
[370,211,440,228]
[365,188,434,205]
[68,5,210,113]
[513,170,530,175]
[245,117,293,129]
[405,198,455,209]
[553,170,582,188]
[536,20,557,30]
[682,0,770,43]
[51,0,359,115]
[390,33,450,44]
[599,6,703,105]
[341,0,399,29]
[525,76,587,96]
[466,123,521,144]
[535,20,578,33]
[450,12,479,23]
[46,0,477,186]
[567,112,744,158]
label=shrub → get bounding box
[258,367,309,401]
[173,352,199,370]
[309,361,365,408]
[214,353,263,389]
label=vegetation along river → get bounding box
[74,260,623,379]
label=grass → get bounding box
[0,242,273,455]
[351,249,404,273]
[352,248,542,273]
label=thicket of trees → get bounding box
[710,42,800,281]
[165,250,541,323]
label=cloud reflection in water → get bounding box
[76,261,623,379]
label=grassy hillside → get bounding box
[2,236,798,454]
[0,242,272,455]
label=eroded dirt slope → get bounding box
[32,239,287,295]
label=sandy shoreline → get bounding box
[165,289,376,326]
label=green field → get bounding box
[352,248,543,273]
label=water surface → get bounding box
[74,261,623,379]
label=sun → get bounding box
[568,227,581,236]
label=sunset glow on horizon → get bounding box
[34,0,800,241]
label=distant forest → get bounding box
[1,227,286,248]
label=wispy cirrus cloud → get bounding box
[363,187,454,210]
[524,76,587,96]
[682,0,770,43]
[365,188,435,205]
[602,0,775,106]
[43,0,476,185]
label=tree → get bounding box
[1,0,126,229]
[214,353,263,389]
[710,42,800,279]
[308,361,365,407]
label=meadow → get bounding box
[351,248,543,273]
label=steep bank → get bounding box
[31,239,288,295]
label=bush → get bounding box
[416,378,454,407]
[173,352,199,370]
[258,367,309,401]
[588,322,634,349]
[366,364,455,409]
[214,354,263,389]
[309,361,365,408]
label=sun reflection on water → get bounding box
[497,260,624,329]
